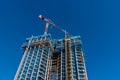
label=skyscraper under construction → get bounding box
[14,15,88,80]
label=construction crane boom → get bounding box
[39,15,69,37]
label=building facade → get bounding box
[14,34,88,80]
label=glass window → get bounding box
[78,63,84,66]
[23,59,26,64]
[62,77,65,80]
[20,78,24,80]
[42,58,47,62]
[73,67,77,72]
[72,63,75,66]
[26,78,30,80]
[31,62,34,66]
[39,49,42,52]
[38,54,41,58]
[26,63,29,67]
[28,57,31,60]
[30,66,34,70]
[20,70,22,74]
[79,71,85,74]
[17,75,20,79]
[33,73,37,77]
[37,56,40,60]
[29,53,32,57]
[62,68,65,72]
[40,65,46,70]
[34,49,38,54]
[34,53,37,56]
[28,69,32,73]
[27,60,30,63]
[42,55,47,59]
[77,57,81,60]
[73,71,77,75]
[78,67,84,70]
[62,73,65,76]
[21,74,25,79]
[72,57,75,61]
[34,69,38,73]
[30,48,34,51]
[35,65,39,69]
[36,61,39,65]
[32,59,35,63]
[32,77,36,80]
[79,75,85,78]
[62,59,65,62]
[39,68,45,74]
[33,56,36,59]
[27,74,31,78]
[72,60,75,63]
[38,76,44,80]
[23,70,27,74]
[72,52,75,55]
[36,58,40,61]
[30,52,33,55]
[24,66,28,70]
[21,65,24,71]
[73,75,77,79]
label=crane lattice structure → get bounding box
[39,15,69,38]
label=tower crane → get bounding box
[38,15,69,38]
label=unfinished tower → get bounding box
[14,15,88,80]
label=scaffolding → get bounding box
[65,38,73,80]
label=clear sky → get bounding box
[0,0,120,80]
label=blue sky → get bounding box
[0,0,120,80]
